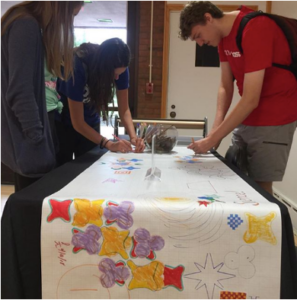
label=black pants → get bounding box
[14,173,40,192]
[48,110,59,154]
[55,121,99,167]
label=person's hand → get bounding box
[106,140,132,153]
[130,137,145,153]
[187,136,215,154]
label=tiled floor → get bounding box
[1,184,14,216]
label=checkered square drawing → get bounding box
[220,291,246,300]
[227,214,244,230]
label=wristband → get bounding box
[99,137,106,149]
[103,139,110,148]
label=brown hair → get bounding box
[1,1,84,80]
[179,1,223,40]
[75,38,131,114]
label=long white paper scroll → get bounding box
[41,147,281,299]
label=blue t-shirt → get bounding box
[56,55,129,127]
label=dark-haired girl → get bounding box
[56,38,145,166]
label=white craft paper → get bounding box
[41,146,281,299]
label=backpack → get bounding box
[236,10,297,80]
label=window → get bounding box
[74,28,127,46]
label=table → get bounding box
[1,146,297,299]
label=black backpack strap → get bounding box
[236,11,264,54]
[236,10,297,80]
[272,63,292,72]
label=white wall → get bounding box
[0,1,20,16]
[166,1,297,205]
[270,2,297,205]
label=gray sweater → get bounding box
[1,15,56,177]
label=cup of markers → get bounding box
[144,124,178,153]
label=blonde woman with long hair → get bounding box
[1,1,84,191]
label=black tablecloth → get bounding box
[2,147,297,299]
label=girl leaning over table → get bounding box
[55,38,145,166]
[1,1,84,192]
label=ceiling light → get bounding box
[97,19,113,23]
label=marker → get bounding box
[112,134,121,141]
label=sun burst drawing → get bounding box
[185,253,236,299]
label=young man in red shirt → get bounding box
[179,1,297,194]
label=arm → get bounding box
[6,18,44,142]
[211,62,234,133]
[117,89,145,153]
[189,69,265,154]
[68,98,132,153]
[209,62,234,150]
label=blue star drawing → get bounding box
[183,156,201,163]
[185,253,235,299]
[123,166,140,171]
[198,195,225,203]
[187,160,200,164]
[114,162,130,166]
[129,159,143,162]
[184,156,193,159]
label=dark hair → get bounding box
[179,1,223,40]
[1,1,84,80]
[75,38,131,113]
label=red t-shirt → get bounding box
[218,6,297,126]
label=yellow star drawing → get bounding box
[72,198,104,227]
[243,212,277,245]
[127,260,164,291]
[99,226,131,259]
